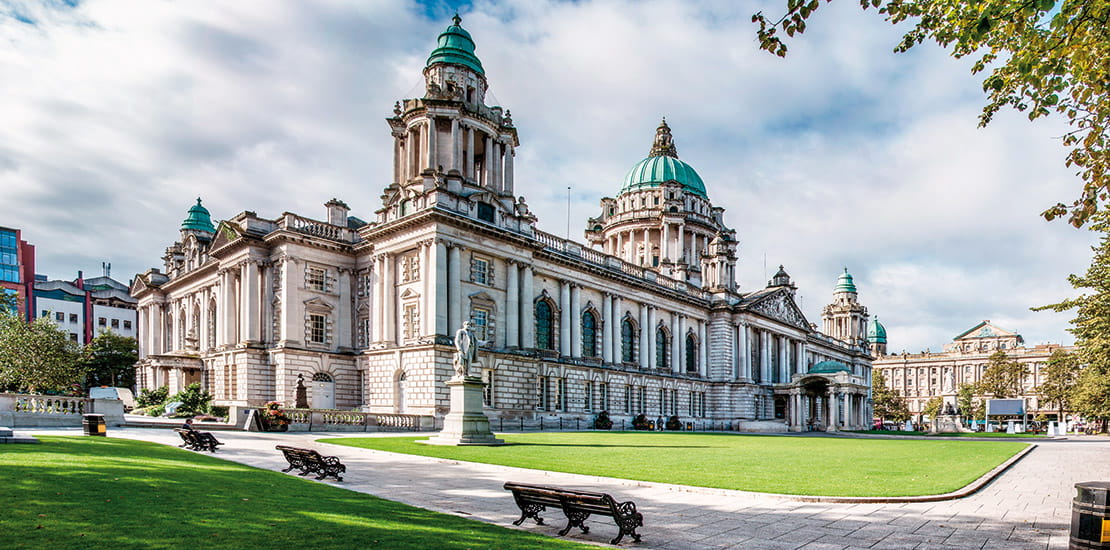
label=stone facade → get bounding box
[872,320,1073,421]
[131,17,874,432]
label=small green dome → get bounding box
[834,268,857,293]
[809,360,851,374]
[619,119,707,198]
[867,318,887,344]
[425,14,484,76]
[181,198,215,233]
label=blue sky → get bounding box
[0,0,1095,352]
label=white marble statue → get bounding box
[453,321,478,378]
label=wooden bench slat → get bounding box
[503,481,643,545]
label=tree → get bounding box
[753,1,1110,227]
[82,332,138,389]
[0,290,18,314]
[1038,349,1082,419]
[978,350,1030,398]
[0,310,85,393]
[1035,212,1110,431]
[922,395,944,420]
[957,382,982,419]
[871,370,910,422]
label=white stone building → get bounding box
[35,273,137,345]
[131,17,874,431]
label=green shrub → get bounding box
[136,385,169,408]
[209,405,229,420]
[168,383,213,416]
[147,404,165,417]
[593,410,613,430]
[632,414,650,430]
[665,415,682,431]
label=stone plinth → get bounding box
[423,376,504,446]
[0,426,40,444]
[930,415,971,434]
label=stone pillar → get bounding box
[671,314,680,373]
[677,224,685,263]
[426,118,437,171]
[661,223,670,261]
[638,303,649,370]
[422,241,435,337]
[408,127,418,179]
[152,303,164,354]
[466,127,475,180]
[448,245,461,334]
[383,254,396,343]
[504,146,514,195]
[646,306,656,369]
[761,331,771,384]
[435,241,448,336]
[611,296,622,361]
[450,118,460,172]
[521,266,534,348]
[492,141,502,193]
[601,293,613,363]
[828,388,839,432]
[393,134,402,184]
[505,260,519,347]
[570,283,581,357]
[677,315,687,373]
[483,135,492,188]
[338,268,352,348]
[242,260,260,344]
[559,280,571,356]
[279,258,295,344]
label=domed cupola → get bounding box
[867,318,887,344]
[619,119,707,198]
[181,198,215,234]
[425,14,485,76]
[834,268,857,294]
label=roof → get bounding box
[953,320,1020,341]
[181,198,216,233]
[809,360,851,374]
[425,14,485,76]
[867,318,886,344]
[619,120,706,198]
[835,268,857,293]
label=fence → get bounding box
[280,408,435,432]
[0,393,123,427]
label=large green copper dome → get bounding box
[809,360,851,374]
[835,268,857,293]
[181,198,215,233]
[619,119,707,198]
[425,14,484,76]
[867,318,887,344]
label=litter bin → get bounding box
[1071,481,1110,549]
[82,414,106,437]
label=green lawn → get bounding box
[0,436,597,550]
[323,432,1027,497]
[850,430,1045,438]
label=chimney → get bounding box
[325,198,350,226]
[76,270,84,289]
[102,262,111,278]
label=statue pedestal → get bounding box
[423,376,504,446]
[930,414,971,434]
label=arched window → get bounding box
[621,318,636,363]
[535,300,554,350]
[686,334,698,373]
[582,311,597,357]
[312,372,333,382]
[656,327,668,369]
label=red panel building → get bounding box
[0,226,36,322]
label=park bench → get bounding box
[173,428,223,452]
[275,445,346,481]
[503,481,643,545]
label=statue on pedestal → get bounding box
[453,321,478,378]
[295,374,309,409]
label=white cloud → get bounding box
[0,0,1094,351]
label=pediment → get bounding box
[303,297,334,311]
[744,289,810,331]
[208,221,241,252]
[399,288,421,300]
[953,321,1018,341]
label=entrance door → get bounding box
[311,373,335,409]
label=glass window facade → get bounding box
[0,229,18,283]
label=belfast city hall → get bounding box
[131,16,877,432]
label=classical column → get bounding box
[483,135,492,188]
[450,118,460,172]
[426,118,437,171]
[447,245,461,334]
[492,140,502,193]
[153,303,164,354]
[435,241,448,336]
[570,283,581,357]
[559,280,571,356]
[336,268,351,347]
[642,228,649,264]
[521,266,534,348]
[422,242,434,337]
[408,127,418,180]
[677,315,687,372]
[384,254,396,343]
[392,134,402,184]
[646,306,656,369]
[671,314,680,373]
[616,232,624,262]
[761,331,771,383]
[506,260,519,348]
[601,293,613,363]
[504,146,515,195]
[611,296,622,361]
[698,320,707,377]
[260,268,273,345]
[780,336,789,382]
[465,127,475,180]
[638,303,649,370]
[661,223,670,261]
[677,224,685,263]
[242,260,260,344]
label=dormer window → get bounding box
[477,202,495,223]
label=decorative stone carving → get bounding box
[748,291,809,331]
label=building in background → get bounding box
[34,266,137,345]
[132,17,874,431]
[0,226,36,320]
[871,320,1072,421]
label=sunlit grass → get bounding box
[324,432,1027,497]
[0,436,598,549]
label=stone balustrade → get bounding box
[0,393,123,427]
[280,408,434,432]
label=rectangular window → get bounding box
[637,387,646,414]
[556,378,567,411]
[623,385,631,413]
[308,313,326,344]
[358,317,369,348]
[55,312,64,321]
[659,388,665,415]
[699,392,706,417]
[306,266,327,292]
[69,313,78,323]
[69,333,78,342]
[537,376,549,411]
[470,256,491,285]
[98,317,107,327]
[689,392,695,416]
[670,389,677,416]
[111,318,120,328]
[41,310,48,318]
[483,369,495,408]
[470,307,490,341]
[400,254,421,283]
[476,202,495,223]
[599,382,609,412]
[403,303,420,339]
[123,320,132,330]
[584,381,593,412]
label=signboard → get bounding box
[986,399,1024,416]
[1103,518,1109,543]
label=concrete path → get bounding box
[27,427,1110,549]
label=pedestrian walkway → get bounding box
[32,427,1110,549]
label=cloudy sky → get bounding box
[0,0,1096,352]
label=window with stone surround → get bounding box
[584,380,593,412]
[599,382,609,412]
[400,253,420,283]
[621,317,636,363]
[537,376,549,411]
[685,334,698,374]
[470,307,490,341]
[308,313,327,344]
[535,299,555,350]
[483,369,495,408]
[555,378,567,411]
[357,316,369,348]
[402,303,420,340]
[470,255,492,286]
[306,266,327,292]
[670,389,677,416]
[637,386,646,414]
[581,310,598,357]
[659,388,665,415]
[623,385,631,413]
[656,327,669,370]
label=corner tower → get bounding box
[379,15,530,231]
[821,268,869,347]
[586,120,737,290]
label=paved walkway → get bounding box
[26,427,1110,549]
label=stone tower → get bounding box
[821,268,869,347]
[867,317,887,357]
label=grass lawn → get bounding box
[323,432,1027,497]
[0,436,598,550]
[850,430,1045,438]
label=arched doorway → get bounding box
[311,372,335,410]
[801,377,830,431]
